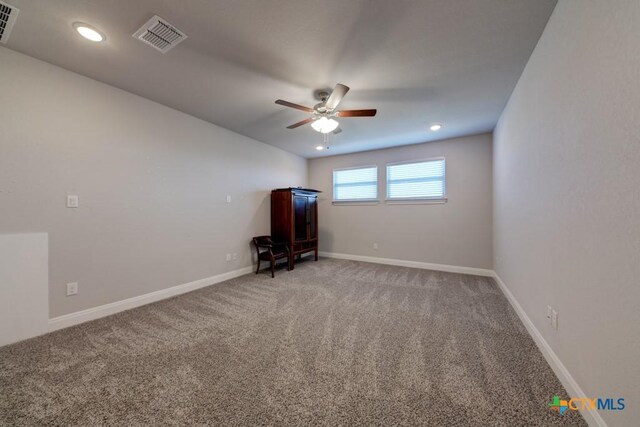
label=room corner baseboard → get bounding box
[48,266,254,333]
[491,272,607,427]
[319,251,494,277]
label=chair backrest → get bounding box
[252,235,272,249]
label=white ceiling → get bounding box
[4,0,556,158]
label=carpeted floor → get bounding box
[0,258,586,426]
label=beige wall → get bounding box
[0,47,307,318]
[309,134,493,269]
[493,1,640,425]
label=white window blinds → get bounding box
[333,166,378,201]
[386,159,445,200]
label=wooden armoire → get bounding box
[271,188,321,270]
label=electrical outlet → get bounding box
[226,195,231,203]
[373,242,378,250]
[551,310,558,330]
[66,195,79,208]
[546,305,552,323]
[226,253,231,261]
[232,253,237,260]
[66,282,78,296]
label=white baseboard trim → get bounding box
[48,266,253,332]
[319,251,494,277]
[491,272,607,427]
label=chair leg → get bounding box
[255,260,260,274]
[270,258,275,278]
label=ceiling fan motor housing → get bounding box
[314,104,334,115]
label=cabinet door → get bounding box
[308,196,317,239]
[293,195,308,241]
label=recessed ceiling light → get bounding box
[315,145,324,151]
[430,124,443,131]
[73,22,105,42]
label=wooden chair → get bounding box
[252,236,290,278]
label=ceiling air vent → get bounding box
[132,15,187,53]
[0,1,19,44]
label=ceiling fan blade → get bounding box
[275,99,315,113]
[337,109,377,117]
[286,117,315,129]
[333,127,343,135]
[324,84,350,111]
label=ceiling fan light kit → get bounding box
[311,117,339,134]
[275,83,377,138]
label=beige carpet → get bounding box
[0,258,586,426]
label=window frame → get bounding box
[332,164,379,204]
[385,157,447,204]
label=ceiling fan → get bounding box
[275,84,377,134]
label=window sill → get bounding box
[385,198,447,205]
[332,199,380,206]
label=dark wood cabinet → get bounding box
[271,188,320,270]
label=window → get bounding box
[386,158,446,200]
[333,166,378,202]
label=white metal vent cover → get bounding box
[132,15,187,53]
[0,1,19,44]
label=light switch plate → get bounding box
[66,195,79,208]
[226,195,231,203]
